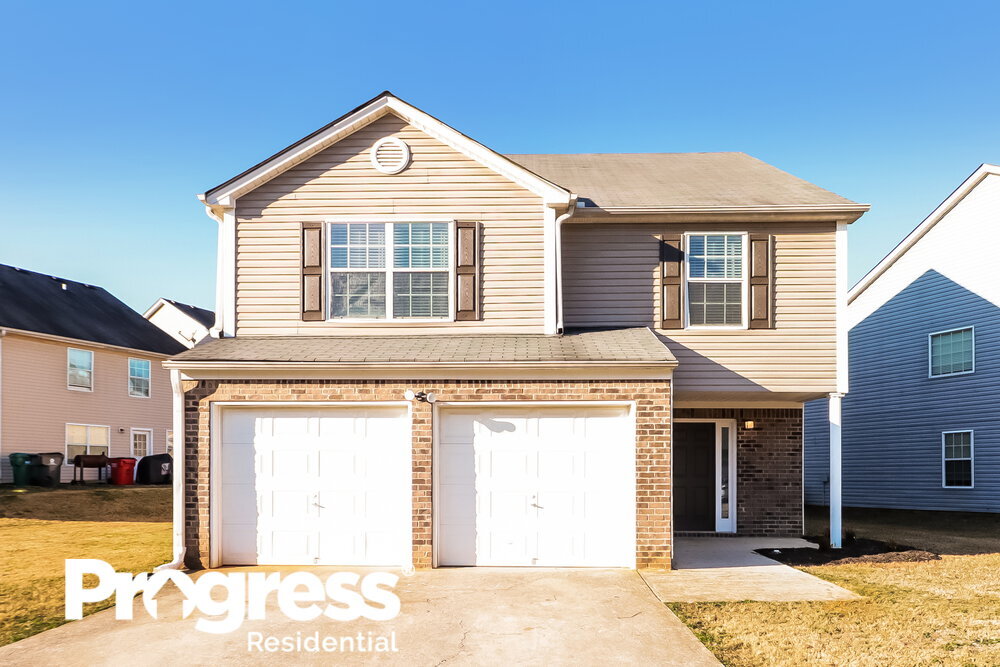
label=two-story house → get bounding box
[805,165,1000,513]
[0,264,185,482]
[164,92,867,570]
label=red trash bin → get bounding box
[108,457,137,485]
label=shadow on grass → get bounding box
[806,504,1000,556]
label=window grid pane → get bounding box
[393,223,449,269]
[688,234,743,279]
[930,328,973,376]
[688,282,742,326]
[393,272,449,318]
[330,271,386,319]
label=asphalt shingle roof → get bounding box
[171,328,675,364]
[506,152,859,209]
[0,264,186,355]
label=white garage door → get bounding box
[438,405,635,567]
[219,406,410,567]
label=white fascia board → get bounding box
[849,163,1000,304]
[165,360,676,381]
[200,94,572,210]
[574,204,870,215]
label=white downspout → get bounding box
[553,197,578,334]
[156,368,187,570]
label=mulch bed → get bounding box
[756,537,941,566]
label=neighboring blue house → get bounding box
[806,165,1000,513]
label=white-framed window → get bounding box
[327,220,453,321]
[166,430,173,456]
[66,423,109,463]
[128,358,151,398]
[929,327,974,377]
[67,348,94,391]
[685,233,747,328]
[942,430,973,488]
[131,428,152,458]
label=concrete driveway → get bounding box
[0,568,718,666]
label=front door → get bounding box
[674,422,716,531]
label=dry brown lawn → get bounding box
[0,485,172,646]
[670,507,1000,666]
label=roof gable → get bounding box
[848,164,1000,328]
[201,91,572,210]
[0,265,186,354]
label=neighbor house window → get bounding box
[66,424,109,462]
[67,348,93,390]
[328,222,451,320]
[942,430,973,488]
[929,327,974,377]
[128,358,151,397]
[166,430,173,456]
[686,234,745,326]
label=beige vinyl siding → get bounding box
[234,112,546,335]
[0,334,173,483]
[562,222,837,394]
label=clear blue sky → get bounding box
[2,0,998,312]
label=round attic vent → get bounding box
[370,137,411,174]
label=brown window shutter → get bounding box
[455,221,480,321]
[301,222,325,321]
[659,234,684,329]
[748,233,774,329]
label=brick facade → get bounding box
[182,378,673,570]
[675,407,803,536]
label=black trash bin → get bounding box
[30,452,65,487]
[135,453,172,484]
[8,453,36,487]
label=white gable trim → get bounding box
[199,93,573,209]
[849,163,1000,304]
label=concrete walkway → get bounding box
[643,537,859,602]
[0,568,719,666]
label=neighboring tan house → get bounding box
[0,264,186,482]
[164,91,868,570]
[144,298,215,349]
[805,165,1000,513]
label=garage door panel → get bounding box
[221,444,254,482]
[438,406,634,568]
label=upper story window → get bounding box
[67,348,93,391]
[128,358,151,397]
[686,234,745,327]
[328,221,452,320]
[942,430,973,488]
[929,327,974,377]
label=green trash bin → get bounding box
[9,453,38,487]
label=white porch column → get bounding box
[828,392,844,548]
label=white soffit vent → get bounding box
[370,137,411,174]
